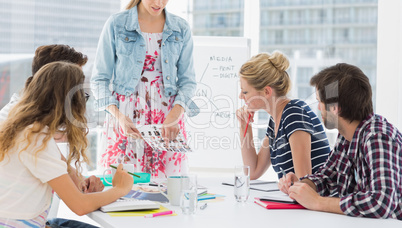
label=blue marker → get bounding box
[198,196,216,201]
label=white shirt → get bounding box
[0,93,20,121]
[0,126,67,219]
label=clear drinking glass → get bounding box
[180,174,197,215]
[234,165,250,203]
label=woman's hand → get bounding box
[162,105,184,142]
[81,175,104,193]
[112,164,134,195]
[236,105,254,127]
[278,171,299,194]
[118,115,141,139]
[107,105,141,139]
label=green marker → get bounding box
[109,164,141,178]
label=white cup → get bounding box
[103,163,134,185]
[157,176,184,206]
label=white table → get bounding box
[87,177,401,228]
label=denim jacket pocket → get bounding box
[166,33,183,56]
[117,32,137,55]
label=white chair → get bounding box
[48,194,60,220]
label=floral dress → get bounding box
[99,32,188,178]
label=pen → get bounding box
[144,210,174,218]
[250,181,277,185]
[280,167,287,179]
[197,189,207,196]
[280,167,293,186]
[109,164,141,178]
[244,113,251,137]
[200,203,208,210]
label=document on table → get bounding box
[100,198,160,212]
[222,179,279,192]
[258,191,298,204]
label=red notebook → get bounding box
[254,198,306,209]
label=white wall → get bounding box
[376,0,402,130]
[120,0,130,10]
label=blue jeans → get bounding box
[46,218,99,228]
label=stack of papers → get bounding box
[100,198,160,212]
[197,192,225,201]
[107,205,175,217]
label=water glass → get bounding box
[180,174,197,214]
[234,165,250,203]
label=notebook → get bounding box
[100,198,160,212]
[258,191,298,204]
[254,198,305,209]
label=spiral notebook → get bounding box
[100,198,160,212]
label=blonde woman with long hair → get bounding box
[0,44,105,196]
[237,51,331,182]
[0,62,133,227]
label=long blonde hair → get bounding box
[126,0,141,10]
[0,61,89,173]
[240,51,291,96]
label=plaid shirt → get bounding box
[304,113,402,219]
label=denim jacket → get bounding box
[91,6,199,117]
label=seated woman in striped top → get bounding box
[236,51,330,180]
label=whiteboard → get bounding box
[186,36,251,168]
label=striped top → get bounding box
[266,99,330,178]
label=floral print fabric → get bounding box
[99,32,188,178]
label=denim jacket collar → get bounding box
[124,6,180,33]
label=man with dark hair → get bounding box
[279,63,402,220]
[1,44,88,121]
[31,44,88,75]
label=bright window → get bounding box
[1,0,389,174]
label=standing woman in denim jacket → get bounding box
[91,0,199,178]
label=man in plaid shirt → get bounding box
[279,63,402,219]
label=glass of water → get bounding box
[180,174,197,214]
[234,165,250,203]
